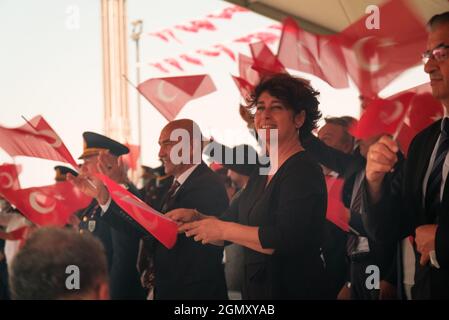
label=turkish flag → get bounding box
[325,176,349,232]
[2,181,92,227]
[396,123,416,156]
[238,53,260,86]
[122,143,140,170]
[339,0,427,97]
[250,41,286,77]
[231,75,254,101]
[96,173,177,249]
[138,75,216,121]
[397,91,444,156]
[277,17,349,89]
[0,226,30,241]
[0,163,21,194]
[0,115,78,168]
[350,92,415,139]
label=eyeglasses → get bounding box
[422,44,449,64]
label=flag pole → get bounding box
[122,74,138,90]
[21,115,37,132]
[130,20,143,187]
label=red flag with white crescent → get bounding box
[0,115,78,168]
[338,0,427,97]
[325,176,349,232]
[0,163,21,195]
[96,173,177,249]
[2,182,91,227]
[397,91,444,156]
[277,17,349,89]
[350,92,415,139]
[137,75,216,121]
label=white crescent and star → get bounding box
[380,101,404,125]
[352,37,396,73]
[29,191,56,214]
[36,129,62,148]
[0,172,13,189]
[157,81,178,103]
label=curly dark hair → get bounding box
[243,73,322,140]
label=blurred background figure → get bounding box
[210,162,236,202]
[140,164,171,209]
[0,196,33,300]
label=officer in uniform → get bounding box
[74,132,145,300]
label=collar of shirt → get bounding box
[175,164,200,187]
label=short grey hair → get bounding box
[9,227,108,300]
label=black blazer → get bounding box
[221,152,328,299]
[303,135,397,284]
[102,162,229,300]
[361,119,449,299]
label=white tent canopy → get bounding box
[224,0,449,33]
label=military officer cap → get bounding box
[78,132,129,159]
[54,165,78,181]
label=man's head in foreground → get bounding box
[9,227,109,300]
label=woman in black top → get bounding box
[167,73,328,299]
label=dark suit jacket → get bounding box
[102,162,229,300]
[303,135,397,286]
[221,152,329,299]
[361,120,449,299]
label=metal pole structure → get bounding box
[130,20,143,166]
[129,20,144,186]
[101,0,130,143]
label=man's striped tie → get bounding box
[424,118,449,223]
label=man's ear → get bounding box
[294,110,306,129]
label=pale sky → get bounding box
[0,0,429,187]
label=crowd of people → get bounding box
[0,11,449,300]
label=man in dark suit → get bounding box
[69,132,145,300]
[363,12,449,299]
[89,119,229,300]
[303,118,397,300]
[310,117,353,299]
